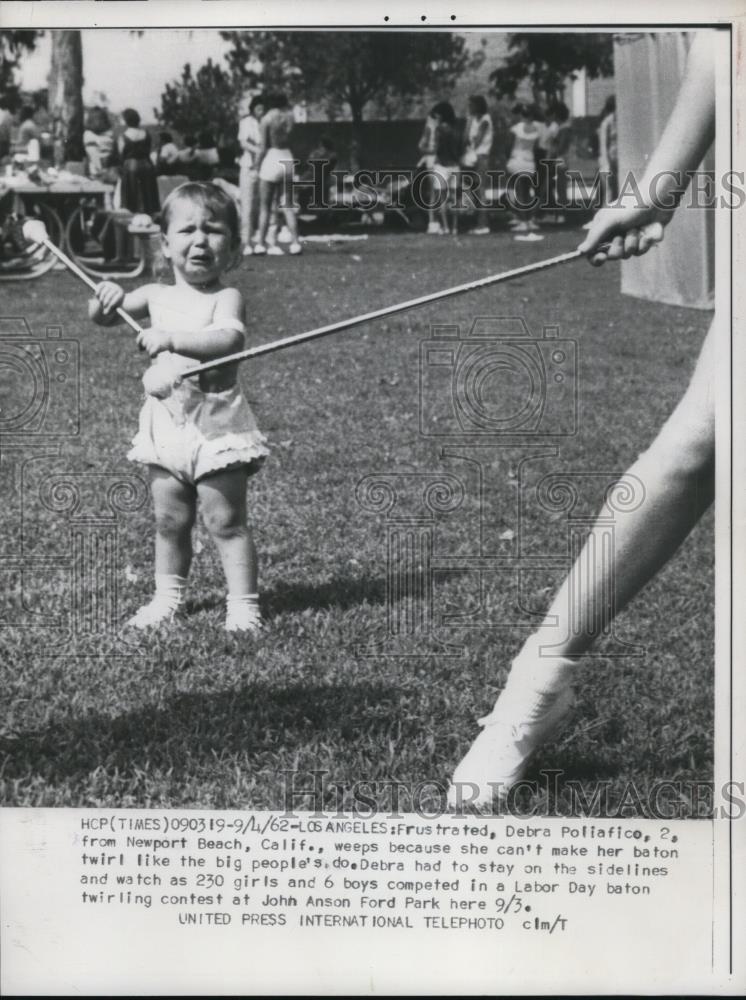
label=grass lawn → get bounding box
[0,229,714,813]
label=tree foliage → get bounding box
[155,59,242,144]
[491,33,613,105]
[0,30,40,104]
[221,30,474,128]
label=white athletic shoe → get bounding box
[426,221,443,235]
[277,226,293,244]
[125,598,182,629]
[242,245,253,256]
[288,242,302,255]
[472,227,490,235]
[514,232,544,242]
[267,245,284,256]
[253,244,267,255]
[448,685,575,807]
[527,220,540,231]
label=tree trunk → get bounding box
[49,31,84,162]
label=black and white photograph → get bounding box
[0,1,743,994]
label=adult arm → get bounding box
[579,31,716,263]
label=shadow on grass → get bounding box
[263,576,388,616]
[1,679,403,786]
[185,576,388,617]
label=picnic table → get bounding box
[1,172,115,248]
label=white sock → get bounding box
[225,593,262,633]
[128,574,186,627]
[154,573,187,609]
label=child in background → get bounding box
[88,182,269,634]
[506,103,543,241]
[462,95,494,235]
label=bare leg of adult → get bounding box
[280,172,299,246]
[537,321,714,659]
[255,178,274,249]
[450,322,716,802]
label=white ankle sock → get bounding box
[154,573,188,611]
[128,574,187,628]
[225,593,262,633]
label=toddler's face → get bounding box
[162,201,235,284]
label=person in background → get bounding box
[17,106,41,164]
[506,102,543,240]
[192,131,220,181]
[417,110,442,234]
[598,95,619,205]
[0,97,14,161]
[176,135,197,170]
[237,94,265,256]
[83,106,114,180]
[254,92,301,256]
[462,94,494,235]
[156,131,180,173]
[430,101,461,236]
[117,108,159,215]
[543,101,573,224]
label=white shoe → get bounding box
[448,685,575,807]
[514,232,544,242]
[125,598,181,629]
[288,242,302,255]
[277,226,292,244]
[242,245,253,256]
[512,221,529,233]
[472,227,490,235]
[426,221,443,235]
[267,245,284,256]
[253,244,267,255]
[527,220,540,231]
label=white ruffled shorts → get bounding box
[128,377,269,485]
[259,147,294,185]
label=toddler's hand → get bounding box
[94,280,125,315]
[137,326,173,357]
[142,358,182,399]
